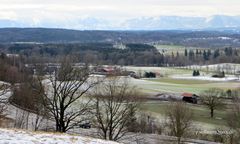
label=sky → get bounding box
[0,0,240,29]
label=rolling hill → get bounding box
[0,28,239,48]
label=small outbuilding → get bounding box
[181,92,198,104]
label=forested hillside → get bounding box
[0,28,240,48]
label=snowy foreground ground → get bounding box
[0,128,221,144]
[0,128,118,144]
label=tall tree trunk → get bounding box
[177,137,181,144]
[103,131,107,140]
[59,103,66,132]
[60,115,65,132]
[211,108,214,118]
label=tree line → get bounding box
[2,43,240,67]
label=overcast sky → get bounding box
[0,0,239,28]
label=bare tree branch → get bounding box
[200,88,224,118]
[0,82,10,123]
[93,76,139,141]
[36,58,101,132]
[165,102,193,144]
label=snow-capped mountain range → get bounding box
[124,15,240,30]
[1,15,240,30]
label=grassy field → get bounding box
[185,63,240,74]
[125,66,193,76]
[125,63,240,76]
[134,78,239,95]
[140,101,229,128]
[146,78,213,84]
[137,81,208,94]
[125,66,240,94]
[125,65,238,128]
[154,44,206,55]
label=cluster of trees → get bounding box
[144,72,156,78]
[0,53,29,84]
[2,57,202,143]
[192,70,200,76]
[1,50,240,143]
[1,29,240,47]
[182,47,240,65]
[1,57,240,143]
[6,58,142,141]
[6,43,166,66]
[8,60,240,142]
[2,43,240,67]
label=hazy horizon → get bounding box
[1,0,240,30]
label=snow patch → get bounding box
[0,128,118,144]
[171,74,238,81]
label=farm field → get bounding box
[140,101,229,130]
[125,66,240,95]
[125,63,240,76]
[146,78,215,84]
[178,63,240,74]
[124,66,193,76]
[154,44,206,55]
[124,65,239,130]
[129,76,239,95]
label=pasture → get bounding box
[124,66,192,76]
[154,44,206,55]
[140,101,229,130]
[139,78,239,94]
[125,66,240,95]
[124,65,239,129]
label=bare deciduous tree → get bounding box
[0,83,9,124]
[227,96,240,143]
[135,113,160,134]
[8,72,50,131]
[201,88,224,118]
[165,102,193,144]
[14,109,30,129]
[38,58,99,132]
[93,77,139,141]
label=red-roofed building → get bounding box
[181,93,194,97]
[102,68,115,73]
[94,66,121,76]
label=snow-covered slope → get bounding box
[0,128,119,144]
